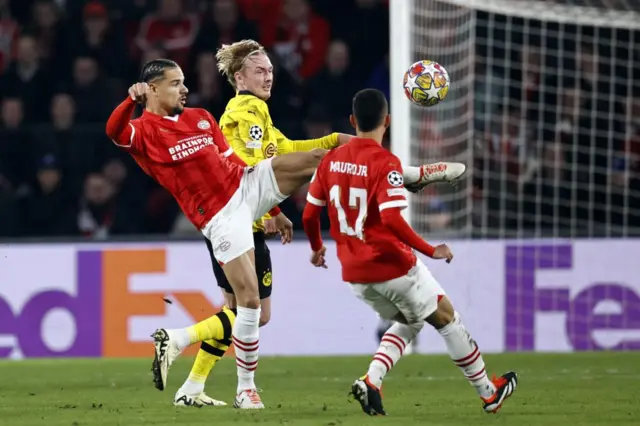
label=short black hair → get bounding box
[352,89,388,132]
[139,59,179,83]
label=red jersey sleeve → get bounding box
[380,208,435,258]
[106,97,143,152]
[374,154,435,258]
[306,168,327,207]
[303,164,327,251]
[374,154,409,213]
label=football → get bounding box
[403,60,450,107]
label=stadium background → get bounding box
[0,0,638,239]
[0,1,639,424]
[0,0,638,358]
[0,0,393,236]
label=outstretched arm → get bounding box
[275,128,343,154]
[381,208,453,263]
[380,208,435,258]
[275,127,424,185]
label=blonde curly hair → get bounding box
[216,39,267,89]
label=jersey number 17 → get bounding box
[329,185,367,241]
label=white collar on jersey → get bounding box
[162,115,179,122]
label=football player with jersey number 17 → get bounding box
[302,89,519,417]
[105,58,330,409]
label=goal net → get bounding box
[390,0,640,239]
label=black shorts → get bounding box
[205,232,273,299]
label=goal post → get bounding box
[390,0,414,223]
[390,0,640,239]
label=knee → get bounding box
[426,297,456,330]
[230,278,260,308]
[234,286,260,309]
[429,310,455,329]
[310,148,328,160]
[307,149,328,168]
[241,296,261,309]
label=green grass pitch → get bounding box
[1,352,639,425]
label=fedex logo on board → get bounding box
[0,250,222,358]
[505,244,640,351]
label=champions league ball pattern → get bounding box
[403,60,450,107]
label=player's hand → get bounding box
[274,213,293,244]
[263,217,278,238]
[432,243,454,264]
[128,82,149,104]
[310,246,327,268]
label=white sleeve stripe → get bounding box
[110,123,135,148]
[306,193,326,206]
[379,200,408,211]
[222,147,234,157]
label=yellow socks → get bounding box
[180,308,236,396]
[186,337,232,387]
[186,307,236,344]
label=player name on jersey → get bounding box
[329,161,368,177]
[168,135,215,161]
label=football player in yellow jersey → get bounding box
[173,39,467,407]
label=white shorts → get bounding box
[349,259,445,324]
[201,158,288,265]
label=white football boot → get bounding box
[151,329,183,391]
[234,389,265,409]
[405,162,467,193]
[174,389,227,407]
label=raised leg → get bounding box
[270,149,328,196]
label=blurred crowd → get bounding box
[1,0,638,240]
[0,0,390,238]
[470,14,640,237]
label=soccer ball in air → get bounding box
[403,60,450,107]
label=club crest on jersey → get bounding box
[387,171,404,187]
[249,125,263,141]
[262,271,272,287]
[217,238,231,252]
[197,119,211,130]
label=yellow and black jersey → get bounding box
[219,90,340,232]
